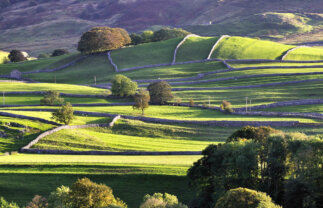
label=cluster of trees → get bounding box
[187,126,323,208]
[111,75,173,115]
[40,91,74,125]
[38,49,69,59]
[0,178,187,208]
[8,50,28,62]
[130,28,190,45]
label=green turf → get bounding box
[176,36,219,62]
[0,53,79,75]
[210,36,294,60]
[0,82,107,94]
[111,38,182,69]
[229,62,323,68]
[32,119,226,151]
[284,46,323,60]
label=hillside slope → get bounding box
[0,0,323,55]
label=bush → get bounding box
[140,193,187,208]
[51,102,74,125]
[215,188,281,208]
[68,178,127,208]
[48,185,71,208]
[26,195,48,208]
[8,50,27,62]
[111,75,137,97]
[147,81,173,104]
[0,197,19,208]
[130,33,143,45]
[220,100,233,113]
[189,99,194,107]
[227,126,281,143]
[77,27,131,54]
[51,49,69,57]
[152,27,190,42]
[40,91,64,106]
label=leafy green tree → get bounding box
[130,33,143,45]
[215,188,281,208]
[152,28,190,42]
[77,27,131,54]
[0,197,19,208]
[140,193,187,208]
[133,89,150,116]
[8,50,27,62]
[51,102,74,125]
[187,142,260,208]
[48,186,71,208]
[40,91,64,106]
[68,178,127,208]
[51,49,69,57]
[26,195,48,208]
[147,81,173,104]
[141,30,154,43]
[111,75,138,97]
[220,100,233,113]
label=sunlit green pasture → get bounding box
[284,46,323,60]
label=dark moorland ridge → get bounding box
[0,0,322,55]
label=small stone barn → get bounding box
[10,69,22,79]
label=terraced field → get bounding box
[0,35,322,207]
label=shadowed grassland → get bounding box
[173,81,323,106]
[111,38,182,69]
[28,59,225,84]
[0,154,200,207]
[176,36,219,62]
[0,116,55,152]
[262,104,323,113]
[211,36,294,60]
[0,53,79,75]
[284,46,323,60]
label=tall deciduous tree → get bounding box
[40,91,64,106]
[77,27,131,54]
[8,50,27,62]
[51,102,74,125]
[147,81,173,104]
[111,75,137,97]
[133,89,150,116]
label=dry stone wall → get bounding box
[107,51,119,72]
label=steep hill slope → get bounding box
[0,0,323,55]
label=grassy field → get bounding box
[0,82,107,94]
[176,36,219,62]
[0,53,79,75]
[32,119,226,151]
[0,154,200,207]
[284,46,323,60]
[0,116,55,153]
[111,38,182,69]
[210,36,294,60]
[262,104,323,113]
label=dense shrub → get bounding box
[68,178,127,208]
[51,49,69,57]
[215,188,281,208]
[147,81,173,104]
[220,100,233,113]
[0,197,19,208]
[227,126,281,143]
[77,27,131,54]
[40,91,64,106]
[189,99,194,107]
[140,193,187,208]
[48,185,71,208]
[51,102,74,125]
[152,28,190,42]
[111,75,137,97]
[26,195,48,208]
[8,50,27,62]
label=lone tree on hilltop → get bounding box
[77,27,131,54]
[215,188,281,208]
[111,74,137,97]
[40,91,64,106]
[68,178,127,208]
[147,81,173,104]
[51,102,74,125]
[51,49,69,57]
[133,89,150,116]
[8,50,27,62]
